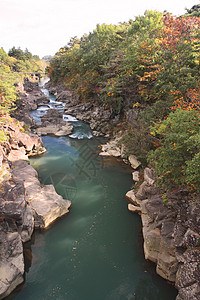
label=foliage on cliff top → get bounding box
[148,109,200,192]
[48,9,200,111]
[0,47,44,143]
[48,6,200,192]
[0,47,43,116]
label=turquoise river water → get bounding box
[7,81,178,300]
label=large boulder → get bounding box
[12,160,72,229]
[126,190,142,206]
[30,184,71,228]
[128,154,141,169]
[35,123,73,136]
[99,138,122,157]
[35,109,73,136]
[0,220,24,300]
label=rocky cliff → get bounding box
[0,82,71,299]
[126,168,200,300]
[45,81,121,137]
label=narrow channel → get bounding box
[10,80,177,300]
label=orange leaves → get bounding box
[171,87,200,111]
[107,91,114,96]
[161,14,200,52]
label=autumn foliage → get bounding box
[48,7,200,192]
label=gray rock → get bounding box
[0,220,24,300]
[144,168,155,185]
[143,227,161,263]
[128,203,141,213]
[126,190,142,206]
[0,173,35,243]
[132,171,140,182]
[12,160,71,229]
[128,154,141,169]
[35,123,73,136]
[136,181,149,200]
[176,250,200,300]
[100,138,122,157]
[35,109,73,136]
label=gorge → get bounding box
[1,79,178,299]
[1,7,200,299]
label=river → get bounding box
[8,80,177,300]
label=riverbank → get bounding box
[98,129,200,299]
[0,81,71,299]
[46,82,200,300]
[100,134,200,299]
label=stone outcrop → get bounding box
[13,79,50,125]
[35,109,73,136]
[1,118,46,163]
[128,154,141,169]
[0,162,34,299]
[126,167,200,299]
[12,160,71,229]
[99,138,143,175]
[0,117,71,297]
[0,220,24,300]
[99,138,122,157]
[45,81,120,136]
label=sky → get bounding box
[0,0,199,58]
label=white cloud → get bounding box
[0,0,198,57]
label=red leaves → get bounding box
[161,14,200,51]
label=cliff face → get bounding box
[0,81,71,299]
[126,168,200,300]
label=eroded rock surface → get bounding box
[0,220,24,300]
[0,113,71,297]
[35,109,73,136]
[126,167,200,299]
[2,118,46,161]
[13,79,50,125]
[99,138,122,157]
[45,81,120,136]
[12,160,71,229]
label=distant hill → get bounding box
[42,55,53,61]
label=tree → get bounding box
[148,109,200,192]
[8,47,25,60]
[185,4,200,17]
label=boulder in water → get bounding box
[12,160,72,229]
[35,109,73,136]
